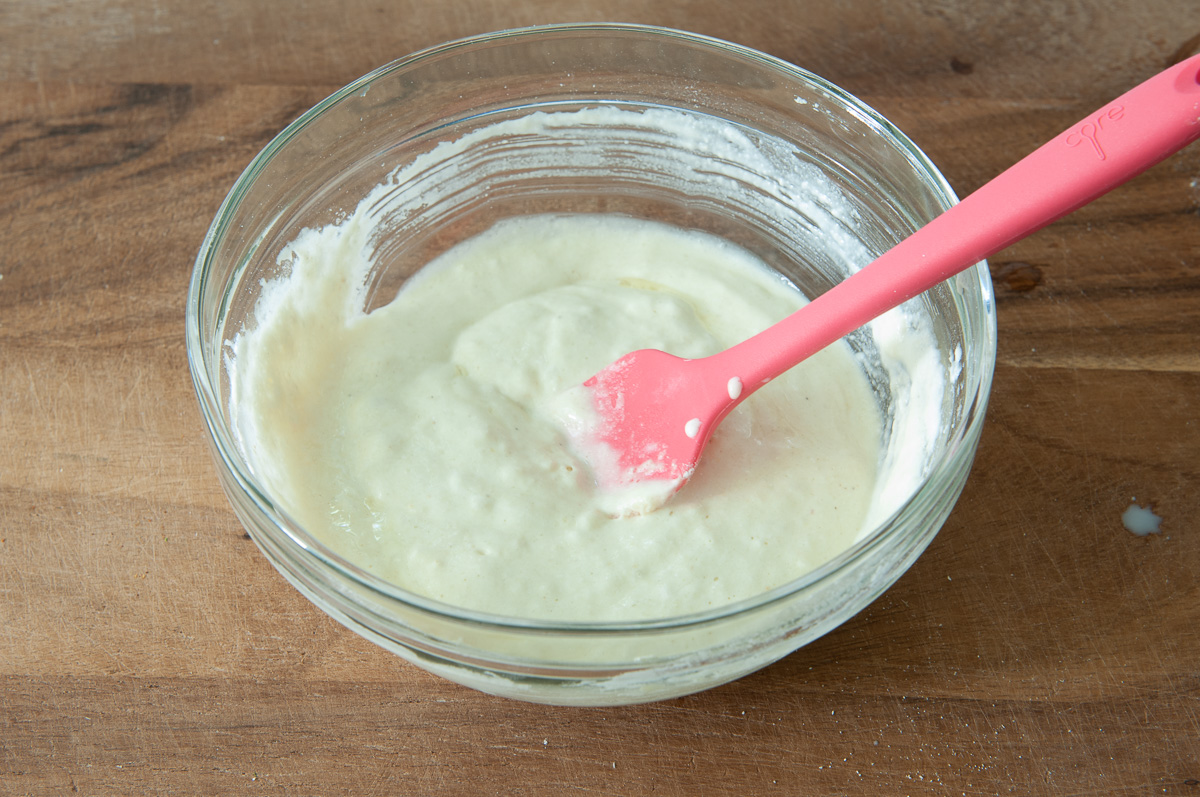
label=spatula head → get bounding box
[553,349,731,516]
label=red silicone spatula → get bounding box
[565,53,1200,514]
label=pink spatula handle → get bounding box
[717,53,1200,388]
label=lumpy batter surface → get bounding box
[232,214,890,621]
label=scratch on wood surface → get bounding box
[20,354,46,418]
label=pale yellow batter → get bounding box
[232,213,891,622]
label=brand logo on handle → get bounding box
[1065,104,1125,160]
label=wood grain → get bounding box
[2,1,1199,795]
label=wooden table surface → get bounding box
[3,1,1198,794]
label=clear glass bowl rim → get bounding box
[185,22,998,635]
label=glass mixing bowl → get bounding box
[186,24,996,705]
